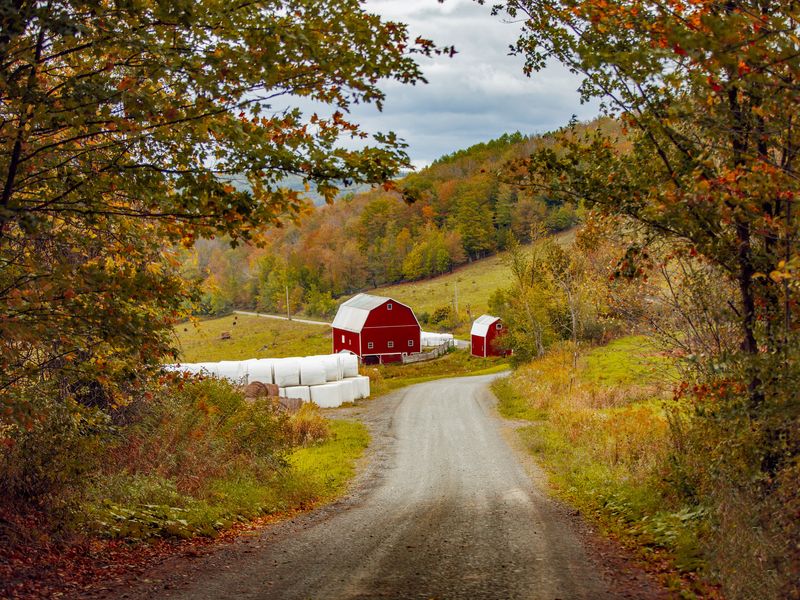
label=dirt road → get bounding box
[108,375,665,600]
[233,310,331,326]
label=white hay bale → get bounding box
[350,375,370,399]
[283,385,311,402]
[247,359,275,384]
[273,358,301,387]
[299,358,326,386]
[310,382,342,408]
[216,360,247,383]
[340,353,359,378]
[314,355,342,382]
[339,378,358,403]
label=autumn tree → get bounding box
[488,0,800,592]
[0,0,443,422]
[490,0,798,369]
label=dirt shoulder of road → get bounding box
[497,415,673,600]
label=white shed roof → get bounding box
[332,293,391,333]
[470,314,501,338]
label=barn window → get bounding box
[386,303,393,310]
[388,340,394,348]
[367,342,374,349]
[341,334,345,343]
[496,323,503,330]
[407,339,414,347]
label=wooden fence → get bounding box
[402,342,452,365]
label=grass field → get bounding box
[581,335,678,387]
[173,314,331,362]
[372,228,576,336]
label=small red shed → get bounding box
[470,314,509,358]
[332,293,421,364]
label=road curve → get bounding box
[233,310,331,327]
[109,375,651,600]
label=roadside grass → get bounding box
[366,348,509,396]
[288,420,369,502]
[173,314,331,362]
[493,338,713,597]
[372,229,576,337]
[84,379,367,541]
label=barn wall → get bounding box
[471,334,485,358]
[362,324,420,355]
[485,322,508,357]
[333,327,360,355]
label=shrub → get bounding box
[0,387,110,516]
[106,377,290,495]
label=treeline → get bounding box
[185,127,611,317]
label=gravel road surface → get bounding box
[106,374,666,600]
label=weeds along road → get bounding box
[110,375,664,600]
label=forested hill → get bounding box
[185,119,615,317]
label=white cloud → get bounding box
[291,0,600,166]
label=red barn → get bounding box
[470,314,509,358]
[332,293,421,364]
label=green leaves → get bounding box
[0,0,437,422]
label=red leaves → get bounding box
[116,77,135,91]
[707,76,722,92]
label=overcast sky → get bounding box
[340,0,600,168]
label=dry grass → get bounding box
[285,403,330,446]
[494,340,715,596]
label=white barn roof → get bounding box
[332,293,392,333]
[470,314,501,338]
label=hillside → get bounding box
[373,228,577,336]
[184,123,612,319]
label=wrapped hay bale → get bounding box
[273,358,301,387]
[196,362,221,377]
[310,382,343,408]
[217,360,247,383]
[164,363,200,375]
[354,375,370,399]
[344,376,370,399]
[299,358,326,386]
[283,385,311,402]
[246,359,275,384]
[339,378,358,403]
[340,353,359,378]
[314,355,342,382]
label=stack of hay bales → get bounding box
[164,353,370,408]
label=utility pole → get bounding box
[286,285,291,320]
